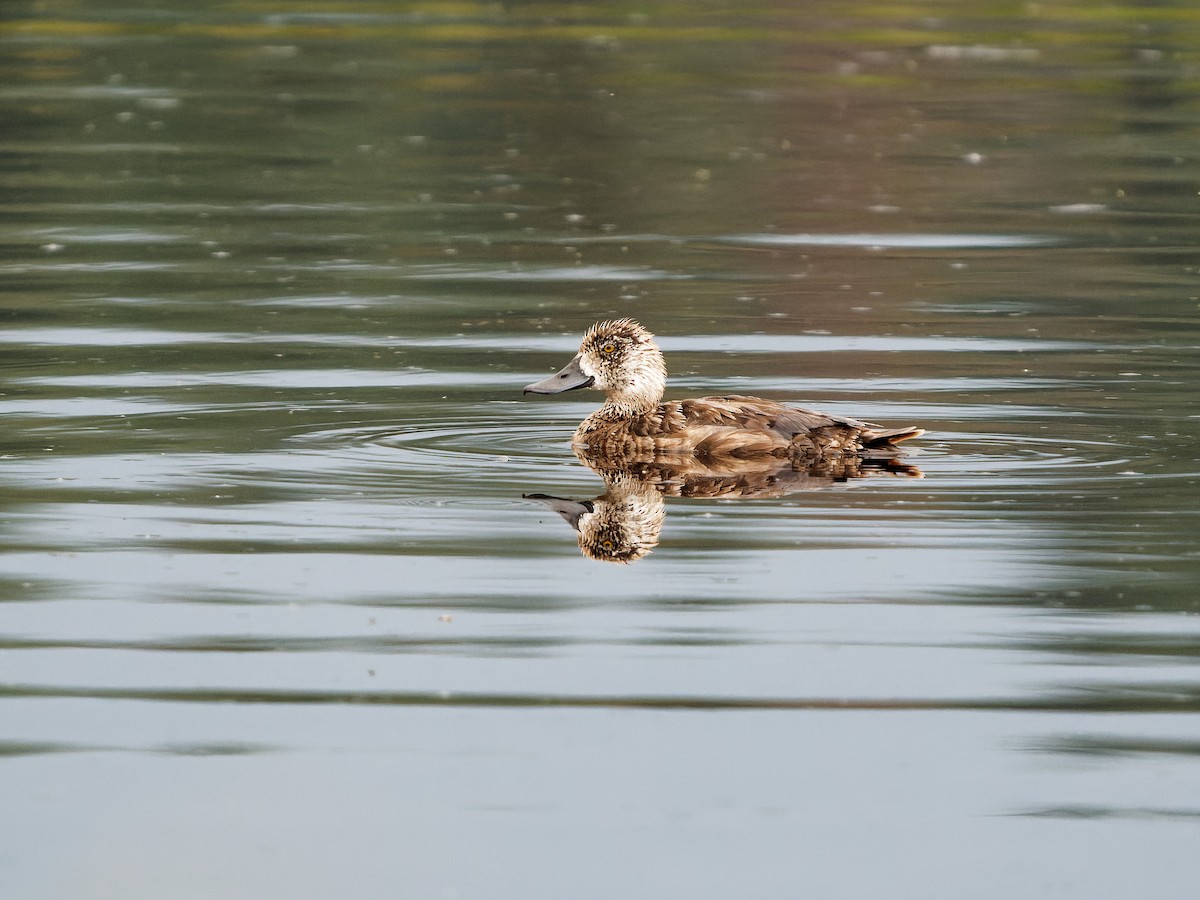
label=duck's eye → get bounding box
[601,539,615,550]
[601,344,616,355]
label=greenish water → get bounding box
[2,2,1200,898]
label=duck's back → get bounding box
[575,394,917,460]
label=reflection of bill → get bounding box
[526,451,922,564]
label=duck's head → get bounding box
[523,318,667,414]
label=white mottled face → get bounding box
[578,334,630,391]
[577,319,667,409]
[575,350,607,389]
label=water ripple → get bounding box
[716,232,1059,249]
[401,264,690,282]
[0,326,1105,352]
[286,410,578,475]
[1,683,1196,712]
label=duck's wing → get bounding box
[679,395,868,435]
[680,396,924,445]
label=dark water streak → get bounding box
[6,683,1200,715]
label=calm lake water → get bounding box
[3,2,1199,897]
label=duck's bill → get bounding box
[523,355,595,394]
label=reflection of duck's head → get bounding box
[524,318,666,415]
[525,475,665,563]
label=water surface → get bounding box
[2,3,1199,898]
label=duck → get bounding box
[523,318,924,460]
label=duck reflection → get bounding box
[526,448,921,563]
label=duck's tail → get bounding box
[862,426,925,449]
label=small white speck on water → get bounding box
[138,96,180,111]
[1050,202,1106,214]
